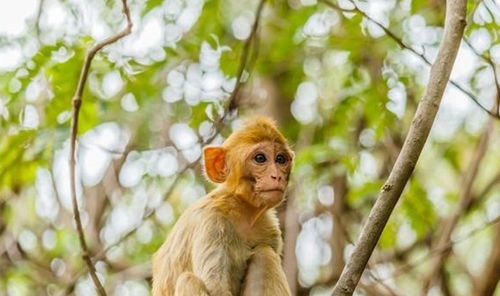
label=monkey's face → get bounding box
[243,141,293,208]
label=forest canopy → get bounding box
[0,0,499,295]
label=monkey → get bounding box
[152,116,293,296]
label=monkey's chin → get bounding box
[259,191,284,208]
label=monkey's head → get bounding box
[203,116,294,209]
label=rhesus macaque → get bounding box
[152,116,293,296]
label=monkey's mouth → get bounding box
[260,188,284,193]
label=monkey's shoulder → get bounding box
[176,198,239,238]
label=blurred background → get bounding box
[0,0,499,295]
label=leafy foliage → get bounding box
[0,0,499,295]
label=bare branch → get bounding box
[471,170,500,208]
[68,1,132,295]
[382,216,500,281]
[210,0,267,136]
[320,1,355,12]
[331,1,468,294]
[463,38,500,116]
[35,0,45,39]
[225,0,267,112]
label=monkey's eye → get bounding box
[276,154,287,164]
[254,153,267,163]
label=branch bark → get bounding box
[68,1,132,295]
[331,1,467,295]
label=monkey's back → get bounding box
[151,202,196,296]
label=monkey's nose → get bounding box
[271,175,282,181]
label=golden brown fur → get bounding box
[152,117,292,296]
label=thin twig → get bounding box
[463,38,500,116]
[379,215,500,281]
[320,0,500,119]
[68,1,132,295]
[226,0,267,111]
[321,1,355,12]
[472,221,500,296]
[212,0,267,133]
[100,170,184,257]
[35,0,45,39]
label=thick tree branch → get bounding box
[68,1,132,295]
[331,1,467,295]
[320,0,500,119]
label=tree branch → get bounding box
[225,0,267,112]
[463,38,500,116]
[35,0,45,39]
[381,216,500,282]
[210,0,267,134]
[68,1,132,295]
[331,1,467,295]
[470,170,500,210]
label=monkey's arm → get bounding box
[241,245,291,296]
[190,214,241,296]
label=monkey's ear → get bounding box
[203,146,227,183]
